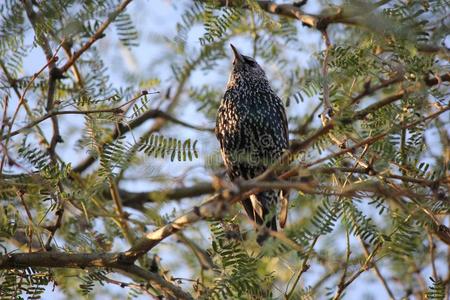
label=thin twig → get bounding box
[59,0,134,74]
[427,230,438,280]
[285,236,319,299]
[0,49,60,174]
[102,275,158,298]
[0,60,50,149]
[332,242,382,300]
[22,0,65,160]
[1,92,160,140]
[359,239,396,300]
[109,180,135,245]
[335,228,352,295]
[0,96,9,141]
[320,29,332,121]
[333,214,414,299]
[305,105,449,168]
[290,102,322,135]
[350,74,404,105]
[16,189,35,253]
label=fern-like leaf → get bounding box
[138,135,198,162]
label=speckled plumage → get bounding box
[215,45,289,238]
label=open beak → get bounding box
[230,44,244,63]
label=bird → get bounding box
[215,44,289,243]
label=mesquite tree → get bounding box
[0,0,449,299]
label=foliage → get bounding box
[0,268,50,299]
[200,221,272,299]
[427,277,446,300]
[139,135,198,162]
[0,0,449,299]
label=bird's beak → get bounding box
[230,44,243,63]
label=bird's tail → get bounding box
[241,190,279,244]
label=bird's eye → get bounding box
[245,58,256,66]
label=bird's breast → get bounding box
[218,91,284,146]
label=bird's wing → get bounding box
[275,95,290,228]
[276,95,289,149]
[215,105,229,174]
[215,97,239,180]
[215,105,224,143]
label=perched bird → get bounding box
[215,44,289,243]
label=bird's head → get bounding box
[228,44,268,85]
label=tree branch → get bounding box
[320,29,332,119]
[213,0,359,29]
[0,91,158,140]
[119,182,215,209]
[59,0,134,74]
[0,60,50,148]
[354,72,450,120]
[306,105,450,168]
[0,252,192,300]
[0,51,59,174]
[359,239,396,300]
[213,0,448,56]
[22,0,64,159]
[124,195,228,261]
[350,73,404,105]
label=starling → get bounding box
[215,44,289,243]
